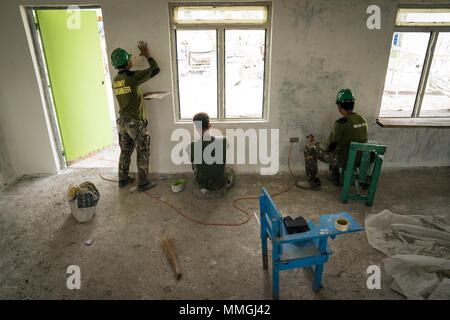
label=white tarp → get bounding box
[365,209,450,300]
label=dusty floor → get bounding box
[0,167,449,299]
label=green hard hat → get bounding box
[336,89,355,104]
[111,48,131,67]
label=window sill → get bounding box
[175,119,269,125]
[376,117,450,128]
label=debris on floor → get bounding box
[171,179,185,193]
[160,236,182,280]
[85,239,94,246]
[67,181,100,223]
[365,209,450,300]
[1,168,448,299]
[384,254,450,300]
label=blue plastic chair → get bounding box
[259,187,362,299]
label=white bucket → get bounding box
[69,201,97,223]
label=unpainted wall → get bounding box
[0,126,15,189]
[272,0,450,173]
[0,0,448,182]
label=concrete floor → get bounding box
[0,167,449,299]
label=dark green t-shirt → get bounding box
[188,136,229,191]
[112,58,160,120]
[318,112,368,163]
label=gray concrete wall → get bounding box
[0,126,15,189]
[0,1,59,183]
[0,0,449,181]
[272,0,450,174]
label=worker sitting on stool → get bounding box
[110,41,160,192]
[296,89,368,191]
[187,112,235,200]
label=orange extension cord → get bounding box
[98,143,297,227]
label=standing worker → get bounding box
[296,89,368,190]
[110,41,160,191]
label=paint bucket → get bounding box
[171,179,185,193]
[67,181,99,223]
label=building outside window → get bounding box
[169,3,272,121]
[378,8,450,123]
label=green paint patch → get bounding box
[36,10,113,162]
[172,179,185,186]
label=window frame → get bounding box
[169,2,272,123]
[377,5,450,127]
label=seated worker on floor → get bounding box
[186,112,235,200]
[296,89,368,191]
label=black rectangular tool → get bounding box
[283,216,310,234]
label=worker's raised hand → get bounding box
[138,41,151,59]
[306,134,316,144]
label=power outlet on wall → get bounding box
[290,137,299,143]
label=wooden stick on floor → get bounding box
[160,236,182,280]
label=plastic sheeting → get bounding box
[365,209,450,300]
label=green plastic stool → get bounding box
[340,141,387,206]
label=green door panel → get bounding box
[36,9,113,163]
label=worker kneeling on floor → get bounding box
[186,112,235,200]
[110,41,160,192]
[296,89,368,191]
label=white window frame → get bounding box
[377,5,450,128]
[169,2,272,122]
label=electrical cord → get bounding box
[98,143,298,226]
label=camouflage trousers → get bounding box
[192,166,236,200]
[304,143,344,179]
[117,116,151,186]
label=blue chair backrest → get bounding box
[260,187,283,238]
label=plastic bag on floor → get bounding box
[365,209,450,300]
[429,278,450,300]
[365,209,450,258]
[384,254,450,300]
[67,181,100,223]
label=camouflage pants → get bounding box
[117,116,150,186]
[304,143,344,179]
[192,166,235,200]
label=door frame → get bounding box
[21,4,106,170]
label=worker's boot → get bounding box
[361,182,370,190]
[138,181,157,192]
[118,176,135,188]
[296,177,321,191]
[327,168,340,186]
